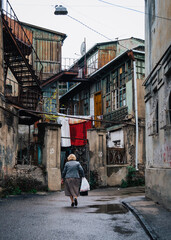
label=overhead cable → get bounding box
[67,14,113,41]
[98,0,171,21]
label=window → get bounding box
[148,100,159,136]
[106,75,110,94]
[106,94,110,113]
[83,91,89,115]
[112,64,126,110]
[127,60,132,81]
[96,80,101,92]
[87,52,98,75]
[155,101,159,134]
[74,103,78,115]
[136,60,145,79]
[113,140,121,147]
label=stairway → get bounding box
[1,1,43,110]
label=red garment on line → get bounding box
[69,120,92,146]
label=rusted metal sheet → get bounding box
[4,15,33,45]
[98,44,116,68]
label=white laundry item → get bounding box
[57,117,71,147]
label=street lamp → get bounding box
[54,5,68,15]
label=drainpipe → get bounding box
[133,60,139,171]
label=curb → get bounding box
[122,201,158,240]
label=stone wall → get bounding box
[12,165,46,185]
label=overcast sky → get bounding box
[9,0,145,61]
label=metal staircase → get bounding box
[1,0,43,110]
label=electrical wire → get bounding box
[98,0,171,21]
[67,14,113,41]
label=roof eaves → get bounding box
[21,21,67,41]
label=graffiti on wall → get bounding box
[0,144,14,173]
[154,141,171,167]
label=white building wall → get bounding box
[107,129,124,148]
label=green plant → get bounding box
[89,170,99,190]
[120,166,145,188]
[1,176,47,197]
[120,179,128,188]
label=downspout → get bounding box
[133,60,139,171]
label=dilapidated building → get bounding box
[0,0,66,190]
[144,0,171,210]
[60,38,146,186]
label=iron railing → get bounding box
[1,0,43,81]
[107,147,126,165]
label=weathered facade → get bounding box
[0,0,65,190]
[144,0,171,210]
[60,38,145,186]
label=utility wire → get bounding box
[67,14,113,41]
[98,0,171,21]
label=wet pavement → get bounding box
[122,196,171,240]
[0,186,170,239]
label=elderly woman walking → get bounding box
[61,154,85,207]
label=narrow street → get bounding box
[0,187,150,240]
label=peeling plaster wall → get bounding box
[0,107,18,177]
[145,0,171,210]
[87,128,107,186]
[145,0,171,75]
[38,123,61,191]
[0,15,18,178]
[124,124,145,168]
[107,166,127,186]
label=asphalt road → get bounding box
[0,187,150,240]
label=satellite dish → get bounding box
[80,41,86,55]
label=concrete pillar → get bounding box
[87,128,107,186]
[38,122,61,191]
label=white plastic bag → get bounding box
[80,177,90,192]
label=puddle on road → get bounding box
[114,226,136,235]
[89,204,128,214]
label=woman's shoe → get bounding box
[71,202,74,207]
[74,198,78,207]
